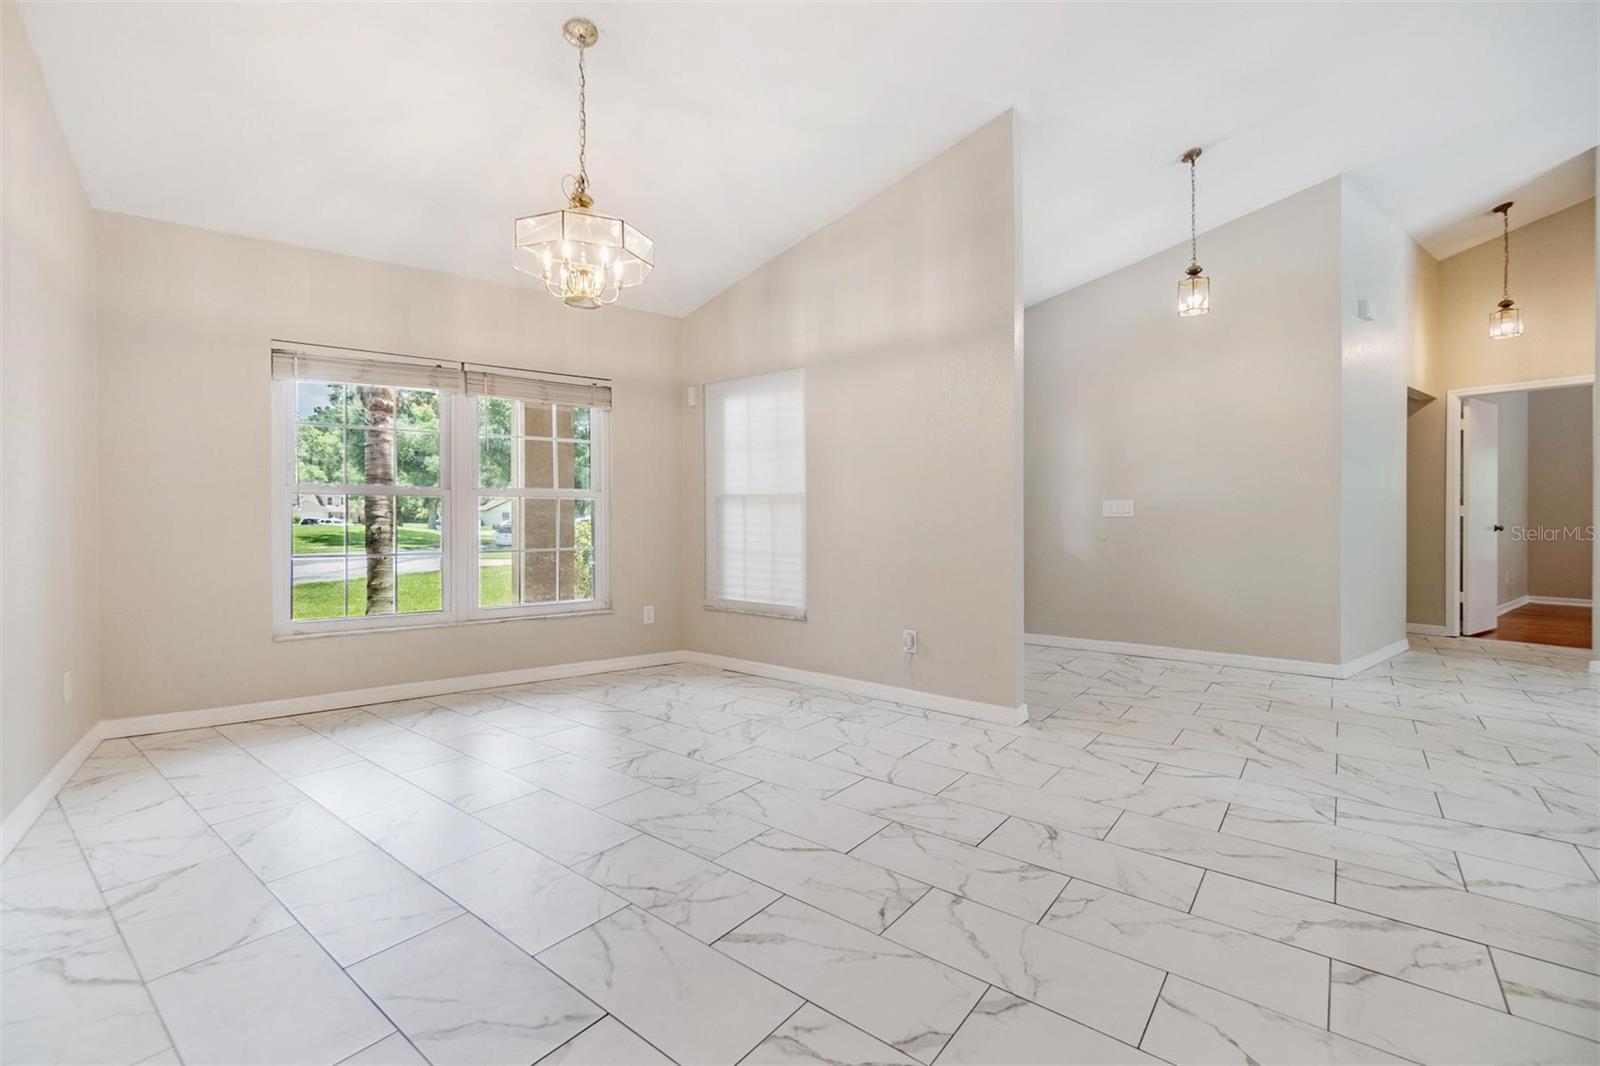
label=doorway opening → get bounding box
[1446,376,1593,649]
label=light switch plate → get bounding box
[1101,499,1135,518]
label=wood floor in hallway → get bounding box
[1483,602,1591,649]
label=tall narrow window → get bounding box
[273,345,610,634]
[704,369,806,616]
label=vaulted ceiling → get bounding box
[21,2,1597,316]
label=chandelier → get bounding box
[1488,200,1523,340]
[513,17,653,309]
[1177,147,1210,317]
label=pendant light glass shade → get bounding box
[513,18,653,309]
[1488,201,1520,340]
[1178,147,1209,317]
[1178,269,1210,317]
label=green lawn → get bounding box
[292,521,442,554]
[291,566,516,619]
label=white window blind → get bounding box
[271,345,464,393]
[464,364,612,410]
[704,369,805,615]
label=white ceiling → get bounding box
[21,2,1598,317]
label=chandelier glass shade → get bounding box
[1177,147,1209,317]
[513,17,653,310]
[1488,200,1522,340]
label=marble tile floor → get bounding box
[4,635,1599,1064]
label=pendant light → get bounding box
[1488,201,1523,340]
[513,17,654,309]
[1177,147,1210,317]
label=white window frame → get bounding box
[702,368,807,620]
[272,348,611,637]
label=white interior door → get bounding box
[1462,397,1500,635]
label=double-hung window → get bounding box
[273,344,610,634]
[703,368,806,617]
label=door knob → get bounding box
[1493,524,1504,532]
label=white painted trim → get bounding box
[1406,623,1451,636]
[100,651,685,740]
[1444,373,1596,639]
[678,651,1028,725]
[1498,595,1532,616]
[1,721,107,861]
[1528,596,1592,607]
[1023,632,1408,680]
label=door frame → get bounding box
[1443,374,1594,637]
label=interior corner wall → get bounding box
[1,3,103,821]
[94,213,684,720]
[1406,198,1597,629]
[1337,177,1422,663]
[678,113,1024,710]
[1024,180,1345,666]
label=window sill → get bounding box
[702,602,806,622]
[274,605,614,642]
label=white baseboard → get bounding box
[1024,632,1408,680]
[680,651,1028,726]
[1498,596,1531,616]
[99,651,686,740]
[1,720,108,860]
[1528,596,1592,608]
[1406,623,1451,637]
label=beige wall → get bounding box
[96,213,684,719]
[1488,393,1530,606]
[1025,180,1347,664]
[1406,199,1596,627]
[1527,385,1593,600]
[2,3,103,820]
[679,115,1023,710]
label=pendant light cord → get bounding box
[575,42,589,201]
[1501,208,1511,302]
[1188,156,1199,269]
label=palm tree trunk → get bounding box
[359,386,398,613]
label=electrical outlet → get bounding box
[642,605,655,624]
[902,628,917,654]
[63,671,73,705]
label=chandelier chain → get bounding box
[1188,155,1199,268]
[575,42,589,200]
[1501,207,1511,302]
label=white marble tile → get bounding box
[1144,765,1337,822]
[437,726,561,769]
[2,853,120,973]
[267,848,462,965]
[333,726,461,775]
[937,988,1159,1065]
[742,1003,916,1065]
[292,760,427,820]
[365,700,487,741]
[1458,851,1600,921]
[476,789,638,865]
[537,1017,673,1065]
[575,834,779,941]
[541,724,657,762]
[1086,735,1249,775]
[1337,798,1593,879]
[1140,976,1397,1065]
[2,805,81,880]
[828,778,1008,845]
[1106,811,1335,900]
[938,776,1120,839]
[718,829,924,932]
[1220,803,1463,886]
[511,752,652,807]
[1040,770,1230,830]
[400,754,542,811]
[625,720,753,762]
[540,905,801,1065]
[602,747,760,803]
[814,743,963,794]
[1330,960,1600,1065]
[884,888,1163,1046]
[75,794,232,890]
[716,747,862,797]
[1191,870,1503,1007]
[339,1032,430,1065]
[247,731,365,778]
[105,853,295,979]
[905,742,1057,788]
[351,914,600,1065]
[720,719,842,759]
[1243,762,1442,816]
[1,932,170,1066]
[717,896,984,1064]
[215,798,372,881]
[1439,792,1600,849]
[715,782,888,851]
[804,718,929,758]
[427,841,626,953]
[598,786,768,858]
[851,822,1066,921]
[981,816,1203,911]
[149,924,393,1065]
[633,699,748,734]
[1492,948,1600,1041]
